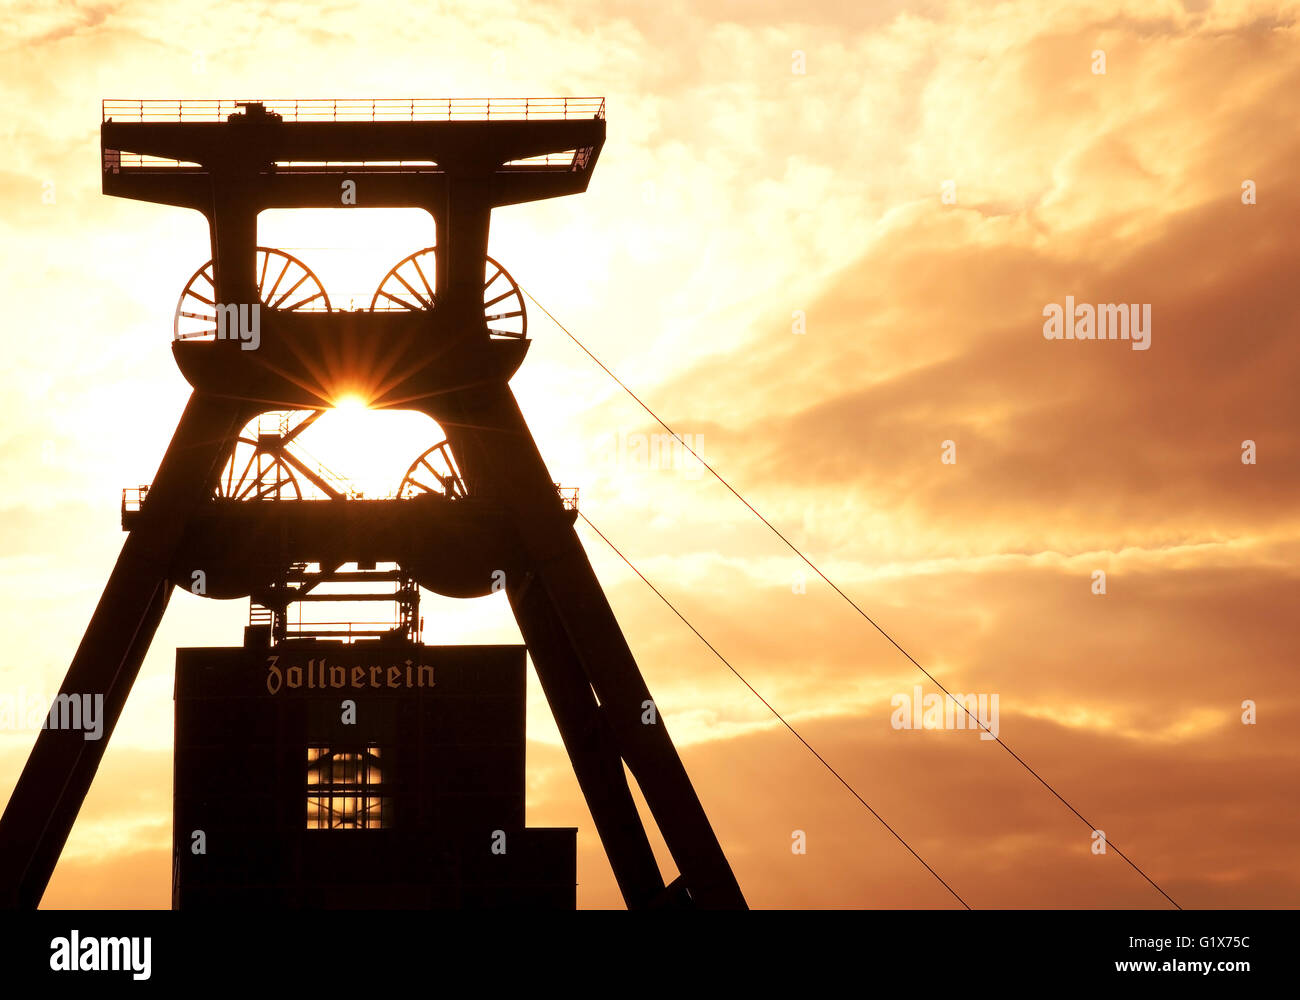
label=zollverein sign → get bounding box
[264,653,435,696]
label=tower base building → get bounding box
[172,639,576,909]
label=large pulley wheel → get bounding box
[369,246,527,339]
[174,247,331,341]
[398,441,468,499]
[214,435,303,501]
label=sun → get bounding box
[291,397,442,499]
[333,393,369,415]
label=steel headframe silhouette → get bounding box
[0,97,746,910]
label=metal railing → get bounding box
[276,621,409,641]
[123,479,576,511]
[451,479,578,511]
[103,99,601,172]
[103,97,605,124]
[122,485,149,514]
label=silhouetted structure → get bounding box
[175,641,574,908]
[0,98,746,909]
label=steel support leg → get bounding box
[507,569,667,908]
[436,387,747,909]
[0,392,246,908]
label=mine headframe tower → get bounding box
[0,98,746,909]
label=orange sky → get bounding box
[0,0,1297,909]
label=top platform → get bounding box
[102,97,605,124]
[101,97,607,210]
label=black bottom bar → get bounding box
[0,909,1289,988]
